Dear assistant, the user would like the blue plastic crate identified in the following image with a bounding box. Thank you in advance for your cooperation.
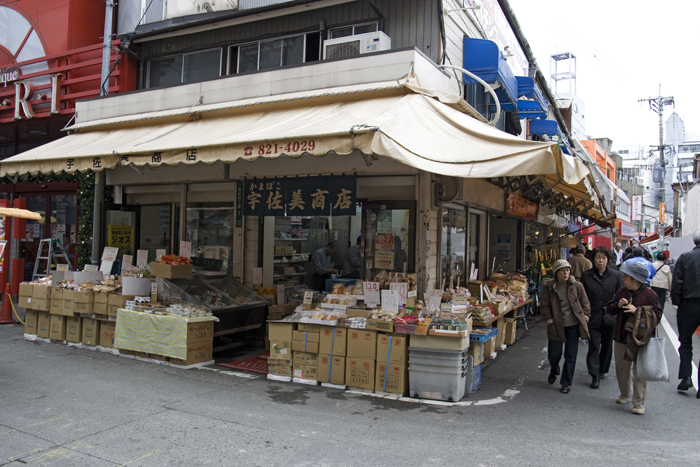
[470,327,498,342]
[470,364,482,393]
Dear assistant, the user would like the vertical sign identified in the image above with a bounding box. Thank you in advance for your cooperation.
[179,241,191,259]
[389,283,408,306]
[235,182,243,228]
[631,195,643,221]
[659,203,665,223]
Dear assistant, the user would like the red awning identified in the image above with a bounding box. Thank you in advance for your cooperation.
[639,226,673,244]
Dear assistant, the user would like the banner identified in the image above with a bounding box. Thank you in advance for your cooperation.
[631,195,643,221]
[505,193,538,220]
[243,175,356,216]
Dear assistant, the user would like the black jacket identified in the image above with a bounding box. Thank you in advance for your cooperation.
[672,246,700,304]
[580,266,623,328]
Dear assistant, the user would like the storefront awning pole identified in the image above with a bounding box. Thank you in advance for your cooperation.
[92,171,104,266]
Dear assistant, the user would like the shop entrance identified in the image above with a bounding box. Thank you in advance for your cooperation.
[104,204,139,261]
[362,201,415,280]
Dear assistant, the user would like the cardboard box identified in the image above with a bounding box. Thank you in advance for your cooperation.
[52,289,64,300]
[150,261,193,279]
[376,333,408,364]
[495,319,506,348]
[24,309,38,335]
[484,335,496,357]
[267,357,292,366]
[65,316,82,343]
[119,349,134,356]
[19,283,33,296]
[468,341,484,365]
[72,290,94,303]
[284,245,294,255]
[409,334,470,351]
[345,357,375,389]
[346,307,375,318]
[366,318,393,333]
[375,362,408,394]
[292,365,318,380]
[37,311,51,338]
[74,301,94,314]
[186,321,214,344]
[297,323,321,332]
[292,330,320,344]
[99,321,117,348]
[504,318,517,345]
[319,327,347,357]
[318,354,345,385]
[19,295,33,309]
[268,365,293,377]
[62,297,75,315]
[81,319,101,346]
[274,245,285,255]
[32,285,52,300]
[268,322,294,341]
[293,351,319,366]
[94,292,109,304]
[346,329,377,359]
[49,315,67,341]
[267,304,294,320]
[32,298,49,312]
[269,340,292,357]
[50,296,63,315]
[170,341,213,365]
[150,353,168,362]
[108,294,134,316]
[291,340,319,354]
[93,302,108,315]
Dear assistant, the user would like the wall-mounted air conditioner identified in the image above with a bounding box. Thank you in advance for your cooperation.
[323,31,391,60]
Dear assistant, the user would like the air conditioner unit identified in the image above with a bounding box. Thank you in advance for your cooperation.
[323,31,391,60]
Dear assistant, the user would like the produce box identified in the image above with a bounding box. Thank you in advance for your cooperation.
[150,262,193,279]
[347,329,377,359]
[318,354,345,385]
[37,311,51,338]
[99,321,117,348]
[186,321,214,344]
[293,352,319,366]
[50,295,63,315]
[19,283,34,297]
[376,333,408,364]
[32,298,49,312]
[346,357,375,390]
[319,327,347,356]
[274,246,285,255]
[19,296,33,309]
[81,319,101,346]
[94,292,109,304]
[297,323,321,332]
[267,357,292,366]
[24,309,38,335]
[49,315,67,341]
[65,316,82,343]
[292,330,320,344]
[291,340,319,354]
[375,362,407,395]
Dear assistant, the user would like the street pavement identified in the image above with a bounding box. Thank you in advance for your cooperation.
[1,301,698,466]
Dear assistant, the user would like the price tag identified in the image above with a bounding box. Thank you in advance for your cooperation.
[390,283,408,306]
[155,249,166,262]
[277,284,285,305]
[440,303,452,315]
[136,249,149,267]
[252,267,263,285]
[453,293,468,306]
[122,254,133,270]
[179,241,191,259]
[452,304,468,314]
[84,265,99,272]
[363,281,381,305]
[57,264,69,271]
[381,290,398,314]
[101,247,119,262]
[150,282,158,294]
[428,289,443,310]
[99,260,114,274]
[303,290,314,305]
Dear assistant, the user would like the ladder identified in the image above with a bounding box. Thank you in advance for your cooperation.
[32,238,72,281]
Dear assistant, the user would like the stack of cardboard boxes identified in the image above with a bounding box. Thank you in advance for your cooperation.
[292,323,320,380]
[319,326,347,386]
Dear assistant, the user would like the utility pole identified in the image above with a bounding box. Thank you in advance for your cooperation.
[639,85,674,250]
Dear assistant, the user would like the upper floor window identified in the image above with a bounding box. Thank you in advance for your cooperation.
[329,22,378,39]
[228,32,320,74]
[679,144,700,153]
[148,48,222,88]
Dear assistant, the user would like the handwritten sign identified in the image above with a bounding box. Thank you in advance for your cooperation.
[428,289,443,310]
[303,290,314,305]
[101,247,119,262]
[390,283,408,306]
[57,264,69,271]
[122,254,133,271]
[453,293,468,306]
[252,267,263,285]
[136,249,149,267]
[155,249,166,262]
[99,260,114,274]
[84,265,99,272]
[381,290,398,314]
[179,241,191,260]
[363,281,381,305]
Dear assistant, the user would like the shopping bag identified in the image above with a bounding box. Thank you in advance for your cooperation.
[637,336,669,382]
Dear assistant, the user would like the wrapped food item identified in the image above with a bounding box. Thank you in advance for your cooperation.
[159,255,192,265]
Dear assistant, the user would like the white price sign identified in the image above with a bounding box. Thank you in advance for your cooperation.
[428,289,443,310]
[363,282,381,305]
[381,290,399,314]
[390,282,408,306]
[252,267,263,285]
[84,265,99,272]
[179,241,192,259]
[136,249,149,267]
[303,290,314,305]
[453,293,468,306]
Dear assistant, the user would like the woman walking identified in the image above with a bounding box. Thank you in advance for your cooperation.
[541,260,591,393]
[650,251,672,305]
[605,262,663,415]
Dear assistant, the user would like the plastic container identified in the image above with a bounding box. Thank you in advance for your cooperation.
[470,327,498,342]
[409,356,473,402]
[408,347,468,366]
[394,323,417,334]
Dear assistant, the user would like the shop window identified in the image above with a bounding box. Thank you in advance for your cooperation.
[329,22,378,39]
[442,210,467,287]
[465,82,488,118]
[148,55,183,88]
[186,204,234,274]
[140,205,172,260]
[229,33,314,74]
[363,202,414,279]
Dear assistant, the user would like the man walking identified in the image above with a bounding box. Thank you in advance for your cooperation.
[613,242,624,269]
[671,229,700,397]
[569,244,592,281]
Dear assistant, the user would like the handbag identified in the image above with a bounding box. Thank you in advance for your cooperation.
[603,313,617,328]
[636,328,669,382]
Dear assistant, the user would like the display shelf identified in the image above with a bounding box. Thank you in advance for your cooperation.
[274,238,308,241]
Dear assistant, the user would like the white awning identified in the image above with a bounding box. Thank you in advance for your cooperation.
[0,81,588,188]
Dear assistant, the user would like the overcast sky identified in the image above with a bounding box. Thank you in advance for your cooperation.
[507,0,699,149]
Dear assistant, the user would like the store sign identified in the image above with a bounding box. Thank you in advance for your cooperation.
[631,195,643,221]
[0,65,20,87]
[659,203,665,223]
[374,232,395,270]
[243,175,356,217]
[620,222,636,238]
[107,226,134,255]
[505,193,538,220]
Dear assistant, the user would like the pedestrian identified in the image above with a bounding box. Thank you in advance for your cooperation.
[312,242,338,291]
[621,247,657,283]
[568,244,592,281]
[650,251,672,305]
[613,242,625,269]
[341,236,362,279]
[622,246,634,262]
[580,246,623,389]
[605,262,663,415]
[540,259,591,394]
[671,229,700,396]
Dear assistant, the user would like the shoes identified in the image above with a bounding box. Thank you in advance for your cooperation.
[632,407,645,415]
[616,394,628,404]
[560,386,570,394]
[599,373,606,380]
[548,374,557,385]
[590,376,600,389]
[677,377,693,391]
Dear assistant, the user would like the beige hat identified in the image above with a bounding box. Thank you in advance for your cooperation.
[552,259,572,276]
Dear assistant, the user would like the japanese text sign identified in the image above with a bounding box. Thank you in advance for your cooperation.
[363,281,381,305]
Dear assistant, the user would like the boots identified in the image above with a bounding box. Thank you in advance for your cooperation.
[590,375,600,389]
[677,377,693,391]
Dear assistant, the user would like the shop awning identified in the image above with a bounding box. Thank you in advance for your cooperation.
[640,226,673,244]
[0,78,590,187]
[529,119,559,137]
[516,76,535,99]
[489,99,547,119]
[463,37,518,106]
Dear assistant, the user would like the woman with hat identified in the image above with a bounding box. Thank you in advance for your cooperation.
[605,261,663,415]
[540,259,591,393]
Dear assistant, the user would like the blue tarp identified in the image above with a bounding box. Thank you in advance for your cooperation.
[463,37,518,106]
[529,119,559,137]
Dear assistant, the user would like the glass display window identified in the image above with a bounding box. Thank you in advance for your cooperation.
[442,209,466,287]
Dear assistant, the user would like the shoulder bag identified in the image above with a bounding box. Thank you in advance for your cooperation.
[636,327,669,382]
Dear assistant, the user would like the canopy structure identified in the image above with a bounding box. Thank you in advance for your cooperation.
[0,207,42,220]
[0,76,600,221]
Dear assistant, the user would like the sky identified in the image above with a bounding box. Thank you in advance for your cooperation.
[507,0,700,149]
